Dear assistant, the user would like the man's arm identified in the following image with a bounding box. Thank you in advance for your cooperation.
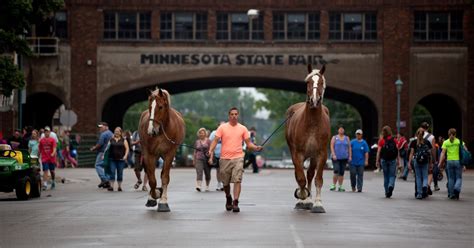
[438,148,447,170]
[207,138,219,164]
[51,140,57,157]
[244,138,262,152]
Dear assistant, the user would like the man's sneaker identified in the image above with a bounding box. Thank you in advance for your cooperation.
[386,186,393,198]
[232,199,240,213]
[98,182,105,188]
[329,184,336,191]
[103,182,110,189]
[427,186,433,195]
[454,189,460,200]
[434,185,440,191]
[51,181,55,189]
[338,186,345,192]
[225,195,233,211]
[351,186,356,192]
[42,183,48,191]
[357,189,362,193]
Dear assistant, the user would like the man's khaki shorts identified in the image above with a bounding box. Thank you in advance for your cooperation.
[219,157,244,186]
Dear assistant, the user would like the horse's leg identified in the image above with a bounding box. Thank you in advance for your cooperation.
[292,152,309,209]
[157,153,173,212]
[301,158,318,210]
[311,154,326,213]
[144,153,159,208]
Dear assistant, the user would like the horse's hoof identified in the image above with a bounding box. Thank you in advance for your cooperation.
[145,199,157,207]
[294,202,305,210]
[303,202,314,210]
[157,203,171,212]
[310,206,326,213]
[294,188,311,200]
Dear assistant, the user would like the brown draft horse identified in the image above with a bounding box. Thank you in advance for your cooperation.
[138,88,185,212]
[285,64,330,213]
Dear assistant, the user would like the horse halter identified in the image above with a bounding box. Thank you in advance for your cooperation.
[306,72,325,106]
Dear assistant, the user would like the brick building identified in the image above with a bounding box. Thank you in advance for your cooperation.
[1,0,473,149]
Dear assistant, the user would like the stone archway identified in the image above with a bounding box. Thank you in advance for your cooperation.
[23,92,63,129]
[101,77,379,141]
[413,94,462,139]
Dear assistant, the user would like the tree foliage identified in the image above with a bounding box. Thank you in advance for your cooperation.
[0,57,25,97]
[0,0,64,96]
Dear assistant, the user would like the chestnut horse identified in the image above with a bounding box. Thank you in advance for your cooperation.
[285,64,330,213]
[138,88,185,212]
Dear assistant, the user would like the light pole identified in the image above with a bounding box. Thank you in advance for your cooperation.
[395,75,403,135]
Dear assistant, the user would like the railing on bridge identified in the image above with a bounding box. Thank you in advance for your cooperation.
[77,134,98,167]
[26,37,59,56]
[0,93,14,112]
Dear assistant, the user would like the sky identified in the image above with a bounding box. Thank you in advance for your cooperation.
[239,87,270,119]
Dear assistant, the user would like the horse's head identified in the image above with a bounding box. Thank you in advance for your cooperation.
[305,64,326,109]
[147,88,170,135]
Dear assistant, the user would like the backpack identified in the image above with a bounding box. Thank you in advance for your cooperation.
[414,139,431,164]
[460,142,472,166]
[381,137,398,160]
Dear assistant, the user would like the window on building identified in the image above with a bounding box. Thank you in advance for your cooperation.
[103,11,151,40]
[216,12,263,41]
[54,11,68,39]
[414,11,463,41]
[329,12,377,41]
[273,12,320,41]
[160,12,207,40]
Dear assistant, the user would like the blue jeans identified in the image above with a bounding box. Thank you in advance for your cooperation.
[95,152,108,182]
[414,161,429,197]
[349,165,364,191]
[109,160,125,182]
[401,157,409,178]
[446,160,462,197]
[381,159,396,193]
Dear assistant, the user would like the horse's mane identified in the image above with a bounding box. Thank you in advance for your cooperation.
[304,69,325,83]
[151,88,171,106]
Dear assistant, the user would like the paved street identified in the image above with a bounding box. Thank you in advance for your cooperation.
[1,167,473,248]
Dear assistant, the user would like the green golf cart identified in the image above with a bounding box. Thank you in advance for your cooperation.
[0,145,42,200]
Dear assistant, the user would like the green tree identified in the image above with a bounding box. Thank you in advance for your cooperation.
[123,88,259,144]
[0,0,64,96]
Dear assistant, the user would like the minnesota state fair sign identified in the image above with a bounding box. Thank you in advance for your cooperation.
[140,53,335,66]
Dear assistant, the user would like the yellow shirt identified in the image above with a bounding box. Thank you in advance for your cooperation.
[442,138,463,161]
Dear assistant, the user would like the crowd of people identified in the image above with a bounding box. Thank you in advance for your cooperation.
[330,121,468,201]
[90,107,263,212]
[1,113,468,212]
[0,126,80,190]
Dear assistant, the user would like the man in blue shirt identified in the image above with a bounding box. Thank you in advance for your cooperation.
[350,129,369,192]
[90,122,113,188]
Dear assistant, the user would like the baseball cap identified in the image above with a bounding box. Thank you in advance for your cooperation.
[97,122,108,128]
[44,126,51,131]
[355,129,363,135]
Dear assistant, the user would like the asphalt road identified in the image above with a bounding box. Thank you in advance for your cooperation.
[1,167,473,248]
